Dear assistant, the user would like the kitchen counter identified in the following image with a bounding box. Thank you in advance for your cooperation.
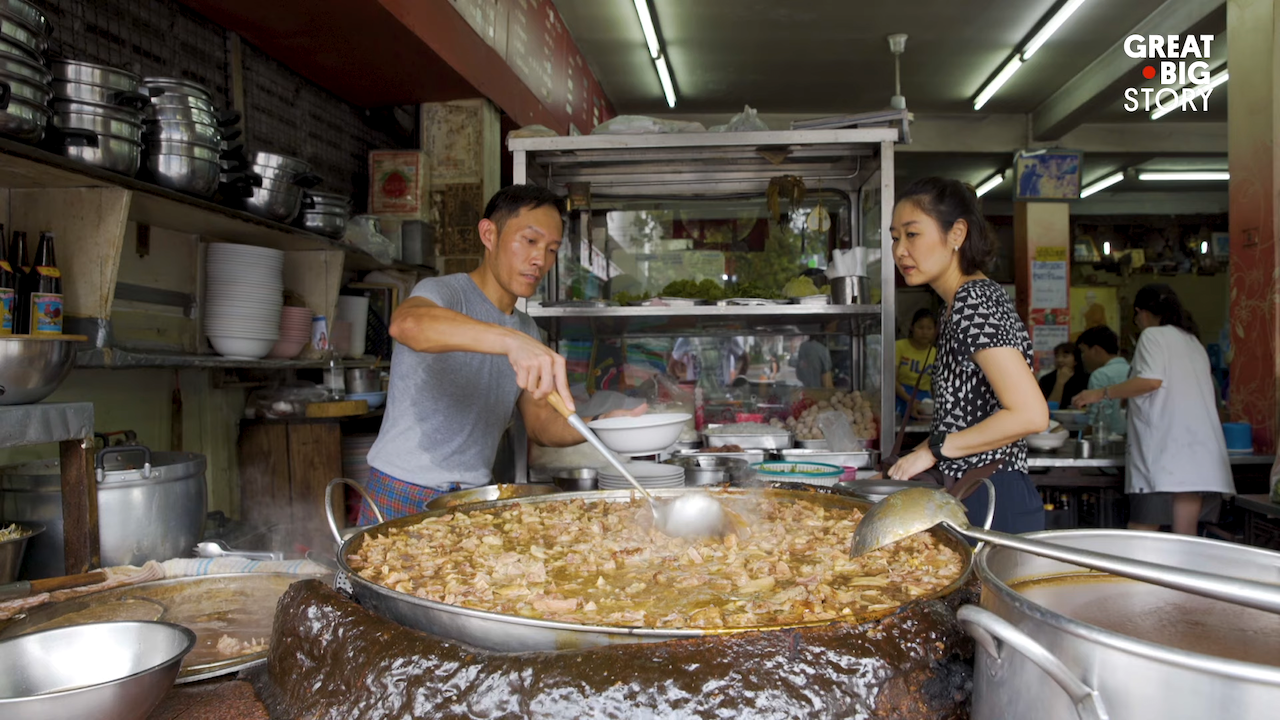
[1028,449,1275,469]
[1235,494,1280,519]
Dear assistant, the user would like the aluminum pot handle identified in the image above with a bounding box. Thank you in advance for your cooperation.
[95,445,152,483]
[957,605,1110,720]
[973,476,996,553]
[325,477,384,545]
[0,80,11,111]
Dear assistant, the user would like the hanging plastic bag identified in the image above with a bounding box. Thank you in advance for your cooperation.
[709,105,770,133]
[817,410,859,451]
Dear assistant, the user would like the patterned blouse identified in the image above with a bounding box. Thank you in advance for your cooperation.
[931,279,1034,476]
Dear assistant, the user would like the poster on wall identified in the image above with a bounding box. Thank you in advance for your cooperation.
[1031,324,1071,375]
[1071,287,1120,338]
[1015,149,1082,200]
[1031,246,1069,309]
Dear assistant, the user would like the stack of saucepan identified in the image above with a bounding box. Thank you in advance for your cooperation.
[237,151,321,224]
[48,61,149,175]
[0,0,52,144]
[299,190,350,238]
[141,76,240,197]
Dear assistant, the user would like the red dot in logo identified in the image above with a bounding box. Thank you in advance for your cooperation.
[1142,65,1156,80]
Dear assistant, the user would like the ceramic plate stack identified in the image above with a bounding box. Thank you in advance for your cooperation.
[598,462,686,490]
[204,243,283,359]
[268,306,313,359]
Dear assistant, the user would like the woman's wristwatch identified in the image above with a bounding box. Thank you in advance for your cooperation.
[928,431,949,461]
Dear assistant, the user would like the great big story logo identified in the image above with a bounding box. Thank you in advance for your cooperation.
[1122,34,1219,114]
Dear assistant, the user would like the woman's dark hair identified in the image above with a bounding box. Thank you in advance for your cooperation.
[1133,283,1199,337]
[483,184,565,231]
[897,176,996,274]
[911,308,936,326]
[1076,325,1119,355]
[1054,342,1082,368]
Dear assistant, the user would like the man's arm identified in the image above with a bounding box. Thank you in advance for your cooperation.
[390,296,575,410]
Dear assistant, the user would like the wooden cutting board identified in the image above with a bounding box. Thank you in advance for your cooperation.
[306,399,369,418]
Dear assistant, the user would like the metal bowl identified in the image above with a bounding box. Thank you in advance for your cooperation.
[0,621,196,720]
[424,483,560,511]
[837,478,941,503]
[60,132,142,176]
[146,153,220,197]
[664,455,750,486]
[300,209,347,238]
[551,468,598,492]
[0,94,48,142]
[0,521,42,583]
[0,337,77,405]
[52,60,140,92]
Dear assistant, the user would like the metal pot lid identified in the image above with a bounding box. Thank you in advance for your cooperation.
[0,451,207,488]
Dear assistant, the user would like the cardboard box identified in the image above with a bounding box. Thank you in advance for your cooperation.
[369,150,430,218]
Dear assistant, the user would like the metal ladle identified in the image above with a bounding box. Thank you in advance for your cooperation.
[546,392,735,539]
[852,487,1280,615]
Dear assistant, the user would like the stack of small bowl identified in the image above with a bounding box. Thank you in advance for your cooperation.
[49,61,148,175]
[300,190,349,238]
[244,151,319,224]
[142,77,226,197]
[0,0,51,143]
[204,243,283,360]
[268,306,313,359]
[597,462,686,490]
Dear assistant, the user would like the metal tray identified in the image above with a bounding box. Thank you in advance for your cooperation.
[776,447,878,469]
[703,429,793,450]
[671,448,768,465]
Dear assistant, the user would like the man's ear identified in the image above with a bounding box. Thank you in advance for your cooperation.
[478,218,498,253]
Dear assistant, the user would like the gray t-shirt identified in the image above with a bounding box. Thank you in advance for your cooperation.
[794,340,833,387]
[366,274,541,489]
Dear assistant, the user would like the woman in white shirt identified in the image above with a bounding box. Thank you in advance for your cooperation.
[1074,284,1233,534]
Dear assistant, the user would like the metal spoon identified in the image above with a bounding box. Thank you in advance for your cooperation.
[851,487,1280,615]
[193,539,283,561]
[546,391,734,539]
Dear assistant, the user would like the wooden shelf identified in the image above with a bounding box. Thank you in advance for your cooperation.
[75,348,389,370]
[0,136,433,275]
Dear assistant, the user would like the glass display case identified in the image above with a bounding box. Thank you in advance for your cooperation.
[509,129,899,478]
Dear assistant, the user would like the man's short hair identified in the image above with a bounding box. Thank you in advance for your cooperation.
[1077,325,1120,355]
[483,184,565,231]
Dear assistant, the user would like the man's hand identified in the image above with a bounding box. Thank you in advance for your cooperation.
[597,403,649,421]
[1072,388,1105,408]
[506,331,574,412]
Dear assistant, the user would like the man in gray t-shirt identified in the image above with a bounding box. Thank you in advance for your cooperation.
[363,185,643,521]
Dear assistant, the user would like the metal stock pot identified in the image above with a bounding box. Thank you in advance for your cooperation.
[962,529,1280,720]
[332,486,975,652]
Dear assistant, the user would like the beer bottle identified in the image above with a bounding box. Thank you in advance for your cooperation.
[0,224,13,335]
[9,231,29,334]
[28,232,62,336]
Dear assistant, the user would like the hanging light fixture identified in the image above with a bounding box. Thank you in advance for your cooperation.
[1080,171,1126,198]
[973,0,1091,110]
[632,0,676,108]
[975,171,1005,197]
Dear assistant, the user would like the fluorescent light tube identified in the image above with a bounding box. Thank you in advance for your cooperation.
[1102,241,1111,255]
[1150,69,1229,120]
[633,0,660,59]
[974,57,1023,110]
[1022,0,1089,59]
[655,55,676,108]
[1200,240,1209,254]
[1080,171,1125,198]
[1137,171,1229,181]
[975,172,1004,197]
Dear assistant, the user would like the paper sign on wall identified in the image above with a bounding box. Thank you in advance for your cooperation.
[1031,246,1069,310]
[1031,323,1071,375]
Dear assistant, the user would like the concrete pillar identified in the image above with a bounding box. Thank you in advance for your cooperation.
[1013,202,1072,375]
[1227,0,1280,453]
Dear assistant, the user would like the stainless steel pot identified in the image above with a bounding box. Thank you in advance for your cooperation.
[142,120,221,146]
[144,104,218,125]
[147,153,220,196]
[0,69,48,105]
[0,0,48,37]
[145,138,220,162]
[53,112,143,140]
[335,487,974,652]
[52,80,152,109]
[300,209,346,238]
[59,131,142,175]
[0,521,41,583]
[664,455,749,486]
[51,60,140,92]
[964,529,1280,720]
[244,184,303,223]
[0,447,207,579]
[52,98,144,123]
[344,367,380,394]
[0,49,47,85]
[551,468,597,491]
[305,190,350,206]
[148,93,214,113]
[251,150,310,175]
[141,76,213,103]
[0,93,46,142]
[0,14,43,59]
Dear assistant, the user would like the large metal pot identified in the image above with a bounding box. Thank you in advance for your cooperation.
[57,130,142,176]
[0,0,49,37]
[963,529,1280,720]
[0,446,207,579]
[141,76,213,103]
[146,152,220,196]
[0,14,43,59]
[335,486,974,652]
[51,60,140,92]
[53,111,143,140]
[52,79,149,109]
[299,209,347,238]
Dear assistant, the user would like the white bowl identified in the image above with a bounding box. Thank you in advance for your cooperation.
[1026,430,1069,451]
[208,335,277,359]
[587,413,693,456]
[207,244,285,260]
[915,398,935,416]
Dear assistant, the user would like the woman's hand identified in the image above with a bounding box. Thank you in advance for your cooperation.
[1072,388,1105,408]
[888,446,937,480]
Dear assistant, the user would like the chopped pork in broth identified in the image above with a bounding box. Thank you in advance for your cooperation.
[348,496,965,629]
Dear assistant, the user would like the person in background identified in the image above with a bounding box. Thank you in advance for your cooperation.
[1074,283,1232,535]
[669,336,747,387]
[1038,342,1088,409]
[886,177,1048,534]
[793,334,834,388]
[894,308,937,416]
[1076,325,1129,437]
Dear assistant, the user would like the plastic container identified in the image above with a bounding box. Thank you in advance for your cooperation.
[750,461,844,487]
[1222,422,1253,454]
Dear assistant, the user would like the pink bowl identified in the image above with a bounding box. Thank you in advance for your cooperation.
[268,337,308,359]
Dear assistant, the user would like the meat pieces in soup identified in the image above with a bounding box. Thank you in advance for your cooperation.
[348,496,964,629]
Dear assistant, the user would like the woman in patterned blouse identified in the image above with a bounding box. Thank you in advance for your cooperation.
[886,177,1049,534]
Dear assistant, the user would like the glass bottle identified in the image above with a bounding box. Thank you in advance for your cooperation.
[0,224,13,335]
[28,232,62,336]
[9,231,29,334]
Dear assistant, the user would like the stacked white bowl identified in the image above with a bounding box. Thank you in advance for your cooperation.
[268,306,314,359]
[598,462,686,490]
[204,243,284,359]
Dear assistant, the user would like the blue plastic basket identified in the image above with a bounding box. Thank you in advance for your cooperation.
[750,461,844,479]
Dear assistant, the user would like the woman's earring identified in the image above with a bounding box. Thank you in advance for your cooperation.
[953,246,959,253]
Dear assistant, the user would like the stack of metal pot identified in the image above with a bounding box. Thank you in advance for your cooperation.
[0,0,52,143]
[300,190,350,238]
[49,61,149,175]
[142,76,234,197]
[242,151,321,224]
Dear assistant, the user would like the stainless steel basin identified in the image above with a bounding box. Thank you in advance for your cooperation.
[0,337,77,405]
[0,521,41,583]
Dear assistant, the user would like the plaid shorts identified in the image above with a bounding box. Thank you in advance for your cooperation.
[358,467,459,525]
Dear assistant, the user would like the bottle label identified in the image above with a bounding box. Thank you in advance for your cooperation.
[35,266,60,278]
[30,292,62,335]
[0,287,12,335]
[0,260,11,273]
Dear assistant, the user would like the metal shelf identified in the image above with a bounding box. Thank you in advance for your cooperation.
[75,348,388,370]
[527,303,883,340]
[0,403,94,449]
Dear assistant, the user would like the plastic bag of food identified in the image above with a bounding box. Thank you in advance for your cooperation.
[592,115,706,135]
[509,124,559,138]
[817,410,859,451]
[709,105,769,133]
